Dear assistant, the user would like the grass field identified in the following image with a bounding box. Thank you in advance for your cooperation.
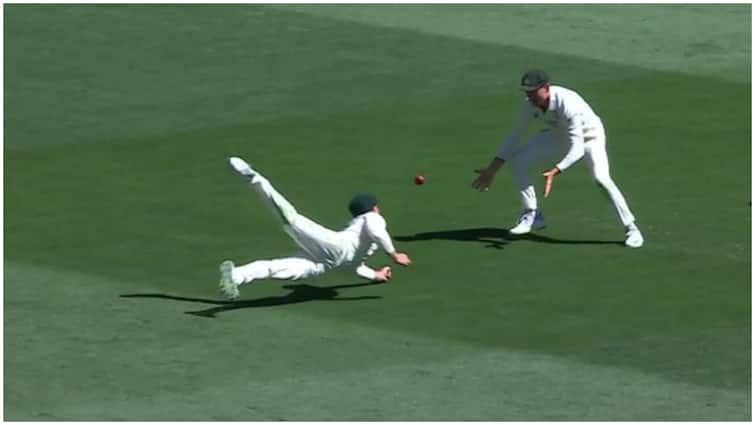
[4,4,751,420]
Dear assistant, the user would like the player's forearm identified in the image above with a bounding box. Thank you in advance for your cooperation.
[496,138,516,162]
[496,132,523,161]
[555,142,584,171]
[375,233,396,255]
[355,263,376,281]
[555,119,586,171]
[487,156,506,172]
[497,104,531,160]
[366,218,397,254]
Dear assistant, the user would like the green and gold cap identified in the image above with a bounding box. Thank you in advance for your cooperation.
[521,69,549,91]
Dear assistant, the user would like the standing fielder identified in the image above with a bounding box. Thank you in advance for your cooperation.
[218,157,412,300]
[472,69,644,248]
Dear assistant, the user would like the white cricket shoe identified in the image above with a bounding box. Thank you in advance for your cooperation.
[509,209,546,235]
[219,260,240,300]
[625,223,644,248]
[228,156,258,181]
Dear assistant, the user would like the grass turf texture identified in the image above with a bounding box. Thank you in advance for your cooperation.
[5,4,751,420]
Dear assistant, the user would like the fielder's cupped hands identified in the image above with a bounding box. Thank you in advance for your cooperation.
[542,167,561,197]
[374,266,392,282]
[472,168,495,191]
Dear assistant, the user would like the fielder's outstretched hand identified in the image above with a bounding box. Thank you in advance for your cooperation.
[374,266,392,283]
[472,168,496,191]
[391,252,412,266]
[542,167,561,197]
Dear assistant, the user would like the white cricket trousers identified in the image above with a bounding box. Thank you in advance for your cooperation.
[231,175,346,286]
[509,122,637,227]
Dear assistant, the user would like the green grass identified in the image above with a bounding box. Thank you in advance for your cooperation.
[5,4,751,420]
[280,4,751,81]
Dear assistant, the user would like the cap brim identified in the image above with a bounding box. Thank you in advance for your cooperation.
[521,84,545,91]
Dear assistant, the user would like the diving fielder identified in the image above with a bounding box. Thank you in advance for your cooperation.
[219,157,412,300]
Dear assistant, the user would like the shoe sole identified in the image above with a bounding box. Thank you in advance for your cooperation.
[219,260,239,300]
[229,157,254,178]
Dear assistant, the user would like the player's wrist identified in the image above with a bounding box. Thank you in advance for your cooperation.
[490,157,506,170]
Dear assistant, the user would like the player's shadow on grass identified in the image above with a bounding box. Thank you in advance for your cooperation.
[120,282,381,318]
[394,227,623,248]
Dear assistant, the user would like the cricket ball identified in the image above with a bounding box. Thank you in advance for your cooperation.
[414,175,426,185]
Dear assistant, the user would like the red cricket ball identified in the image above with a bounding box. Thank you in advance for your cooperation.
[414,175,426,185]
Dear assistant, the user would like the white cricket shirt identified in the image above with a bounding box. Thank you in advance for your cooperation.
[497,85,603,171]
[339,211,396,280]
